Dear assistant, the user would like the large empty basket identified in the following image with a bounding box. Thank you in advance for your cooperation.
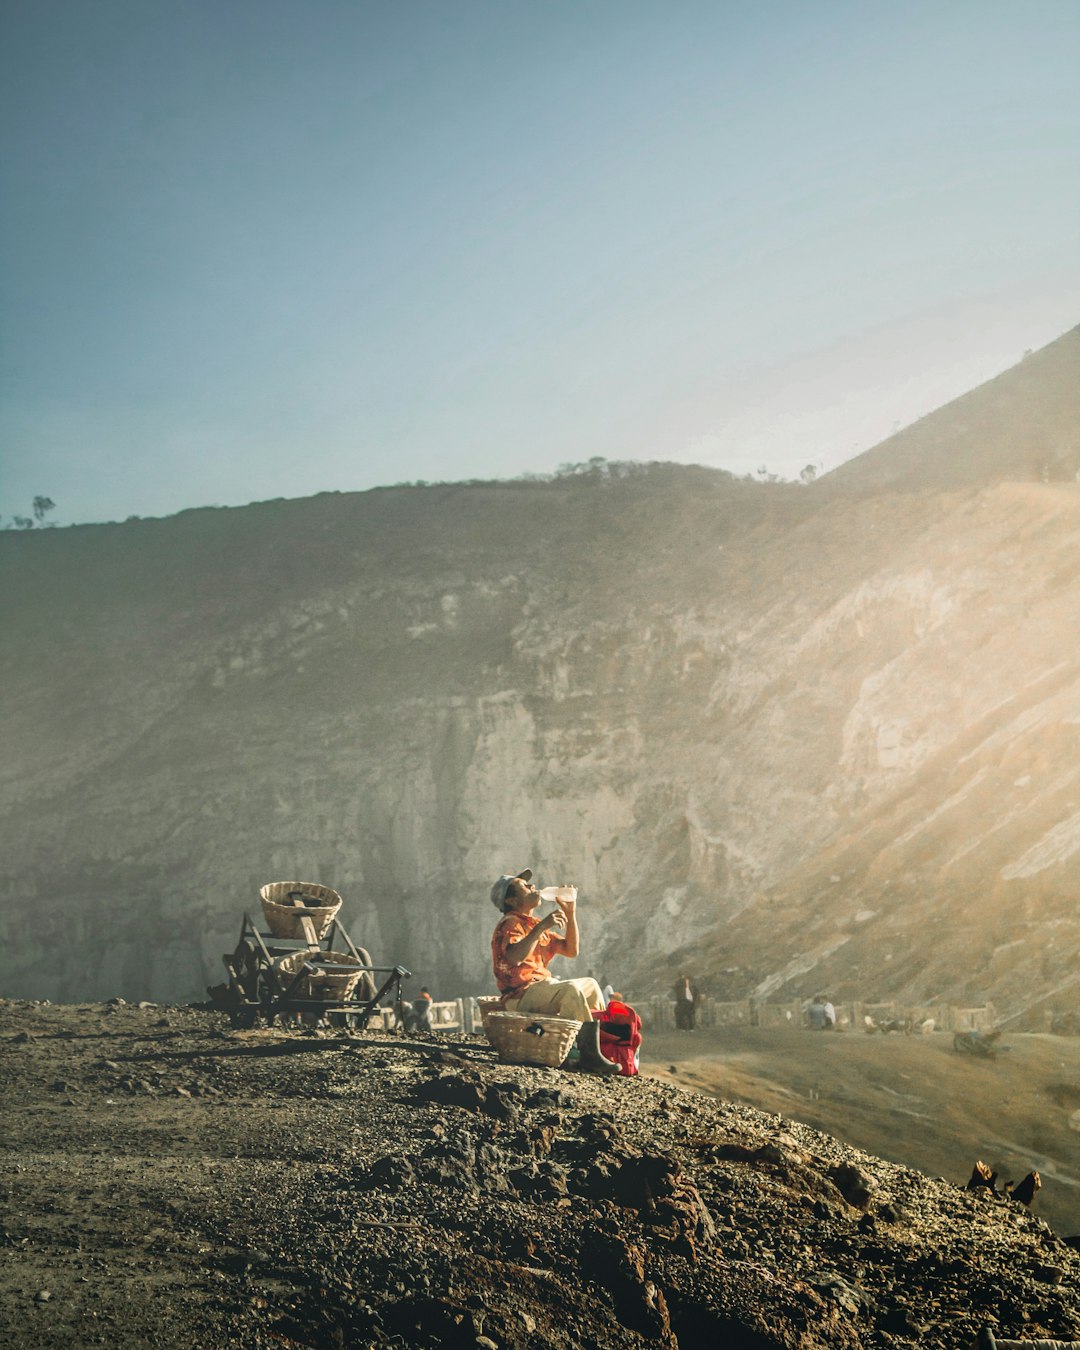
[260,881,342,940]
[485,1011,581,1067]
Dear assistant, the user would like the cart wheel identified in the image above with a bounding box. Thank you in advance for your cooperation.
[230,1006,258,1030]
[354,946,377,1002]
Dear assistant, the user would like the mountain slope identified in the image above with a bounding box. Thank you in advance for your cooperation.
[824,322,1080,492]
[1,331,1078,1025]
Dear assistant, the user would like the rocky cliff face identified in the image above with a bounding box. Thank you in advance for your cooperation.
[2,327,1078,1016]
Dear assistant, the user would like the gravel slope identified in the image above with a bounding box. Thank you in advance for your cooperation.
[1,1001,1077,1349]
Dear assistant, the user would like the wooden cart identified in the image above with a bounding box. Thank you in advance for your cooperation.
[214,910,411,1030]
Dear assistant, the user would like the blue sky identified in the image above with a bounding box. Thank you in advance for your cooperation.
[2,0,1078,525]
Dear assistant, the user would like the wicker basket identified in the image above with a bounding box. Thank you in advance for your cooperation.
[274,949,367,1002]
[260,881,342,940]
[485,1012,581,1067]
[476,996,503,1039]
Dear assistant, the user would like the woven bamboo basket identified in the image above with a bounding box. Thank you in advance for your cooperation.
[485,1012,581,1067]
[476,996,503,1039]
[274,950,367,1002]
[260,881,342,940]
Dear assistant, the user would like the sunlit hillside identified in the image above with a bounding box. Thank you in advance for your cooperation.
[0,327,1078,1030]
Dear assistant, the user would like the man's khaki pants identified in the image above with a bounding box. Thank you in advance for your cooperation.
[505,976,605,1023]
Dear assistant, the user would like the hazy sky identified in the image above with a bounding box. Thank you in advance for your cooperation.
[2,0,1078,525]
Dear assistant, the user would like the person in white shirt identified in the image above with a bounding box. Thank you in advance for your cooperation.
[672,975,698,1031]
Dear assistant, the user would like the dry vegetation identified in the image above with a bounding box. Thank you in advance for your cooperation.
[643,1025,1080,1237]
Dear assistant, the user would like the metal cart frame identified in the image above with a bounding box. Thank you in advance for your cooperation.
[218,911,411,1029]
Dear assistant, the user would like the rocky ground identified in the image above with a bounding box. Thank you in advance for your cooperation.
[1,1001,1078,1350]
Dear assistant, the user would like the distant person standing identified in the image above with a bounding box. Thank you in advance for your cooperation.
[672,975,698,1031]
[807,994,836,1030]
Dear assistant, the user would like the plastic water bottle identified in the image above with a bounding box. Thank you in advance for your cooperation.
[538,885,577,905]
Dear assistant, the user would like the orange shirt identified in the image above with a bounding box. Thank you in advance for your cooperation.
[491,913,567,997]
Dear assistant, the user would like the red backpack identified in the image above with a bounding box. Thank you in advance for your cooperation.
[593,999,642,1077]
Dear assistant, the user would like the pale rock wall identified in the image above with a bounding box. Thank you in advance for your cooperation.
[2,463,1079,1021]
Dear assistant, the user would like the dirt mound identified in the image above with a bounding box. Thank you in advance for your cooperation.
[1,1001,1077,1349]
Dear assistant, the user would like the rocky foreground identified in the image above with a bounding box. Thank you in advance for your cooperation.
[0,1002,1077,1349]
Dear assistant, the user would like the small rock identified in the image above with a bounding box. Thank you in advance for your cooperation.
[484,1081,525,1122]
[412,1073,486,1112]
[370,1155,416,1189]
[35,1290,51,1303]
[525,1087,565,1110]
[879,1305,918,1335]
[805,1270,874,1315]
[829,1161,876,1210]
[754,1142,795,1166]
[519,1123,557,1158]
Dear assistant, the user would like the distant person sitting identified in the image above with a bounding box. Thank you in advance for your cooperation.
[806,994,836,1030]
[393,993,433,1034]
[412,987,434,1033]
[490,869,619,1076]
[672,975,699,1031]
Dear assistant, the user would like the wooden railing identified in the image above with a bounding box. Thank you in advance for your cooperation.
[639,996,997,1033]
[402,997,998,1037]
[364,998,468,1032]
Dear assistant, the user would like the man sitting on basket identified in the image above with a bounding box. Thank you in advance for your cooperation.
[490,869,619,1076]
